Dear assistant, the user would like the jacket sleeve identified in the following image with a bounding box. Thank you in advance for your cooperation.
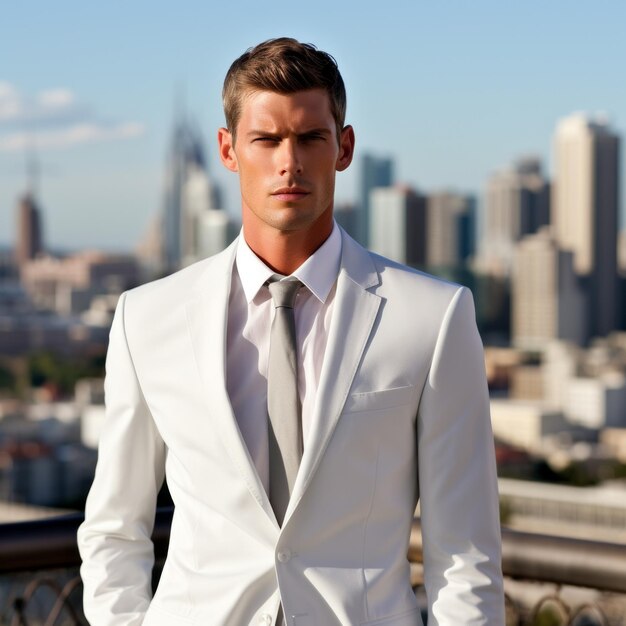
[77,290,166,625]
[417,286,504,625]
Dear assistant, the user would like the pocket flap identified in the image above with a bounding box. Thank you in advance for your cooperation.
[344,385,415,414]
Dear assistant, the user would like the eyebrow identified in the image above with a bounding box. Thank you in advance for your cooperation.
[246,130,281,139]
[300,128,333,137]
[246,128,332,138]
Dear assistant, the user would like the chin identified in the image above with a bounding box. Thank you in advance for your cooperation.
[268,209,320,232]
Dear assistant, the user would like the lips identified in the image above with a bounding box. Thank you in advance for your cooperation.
[271,187,310,201]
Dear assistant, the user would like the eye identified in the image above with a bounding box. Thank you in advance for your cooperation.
[253,136,279,144]
[301,133,325,142]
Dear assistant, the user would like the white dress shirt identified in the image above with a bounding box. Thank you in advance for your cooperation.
[225,223,342,495]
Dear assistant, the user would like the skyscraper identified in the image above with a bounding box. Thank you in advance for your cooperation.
[161,108,232,273]
[358,154,394,247]
[512,227,586,350]
[15,192,44,266]
[478,157,550,277]
[179,161,232,267]
[552,113,620,338]
[333,202,358,240]
[426,191,476,268]
[369,185,426,266]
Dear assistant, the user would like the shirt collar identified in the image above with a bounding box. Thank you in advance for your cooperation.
[235,221,342,304]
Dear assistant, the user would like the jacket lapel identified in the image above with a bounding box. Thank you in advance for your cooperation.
[285,231,382,522]
[183,231,382,529]
[184,239,277,524]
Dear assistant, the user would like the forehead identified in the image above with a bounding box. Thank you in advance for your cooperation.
[238,88,334,130]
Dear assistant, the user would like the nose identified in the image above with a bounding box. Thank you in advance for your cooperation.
[278,139,303,176]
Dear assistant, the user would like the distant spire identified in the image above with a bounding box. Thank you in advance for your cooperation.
[25,146,40,198]
[173,78,188,127]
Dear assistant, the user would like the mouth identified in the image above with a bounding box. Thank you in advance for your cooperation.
[271,187,310,201]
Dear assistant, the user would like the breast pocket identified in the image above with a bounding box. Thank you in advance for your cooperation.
[343,384,415,414]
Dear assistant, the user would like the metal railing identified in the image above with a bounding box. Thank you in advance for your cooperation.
[1,510,625,625]
[0,510,172,626]
[410,521,626,625]
[0,509,173,575]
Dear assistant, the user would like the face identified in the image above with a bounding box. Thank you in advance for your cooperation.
[218,88,354,243]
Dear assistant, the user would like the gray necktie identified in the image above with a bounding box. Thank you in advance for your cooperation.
[266,278,303,528]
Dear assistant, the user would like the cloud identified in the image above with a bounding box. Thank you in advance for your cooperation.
[0,122,145,152]
[38,89,75,108]
[0,82,21,120]
[0,82,88,126]
[0,81,145,151]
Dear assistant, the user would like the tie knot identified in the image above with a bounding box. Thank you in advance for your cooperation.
[267,279,302,309]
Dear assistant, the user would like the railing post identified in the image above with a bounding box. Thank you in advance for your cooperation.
[11,597,29,626]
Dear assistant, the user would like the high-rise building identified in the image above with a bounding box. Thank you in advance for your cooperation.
[478,157,550,277]
[426,191,476,268]
[512,227,586,350]
[135,214,164,280]
[358,154,394,247]
[179,161,232,267]
[542,340,580,410]
[15,192,44,266]
[565,373,626,429]
[161,109,233,273]
[552,113,620,338]
[333,202,358,240]
[369,185,426,266]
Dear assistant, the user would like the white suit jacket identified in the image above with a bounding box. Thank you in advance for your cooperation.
[78,228,504,626]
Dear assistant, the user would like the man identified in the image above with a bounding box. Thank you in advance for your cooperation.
[78,38,504,625]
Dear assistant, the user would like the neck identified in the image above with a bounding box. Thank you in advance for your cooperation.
[242,218,333,276]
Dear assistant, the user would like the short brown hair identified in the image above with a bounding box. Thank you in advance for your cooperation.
[223,37,347,143]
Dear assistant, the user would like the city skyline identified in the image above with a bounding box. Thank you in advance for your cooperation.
[2,1,626,250]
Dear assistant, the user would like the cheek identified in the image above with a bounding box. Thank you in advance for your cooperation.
[237,161,262,193]
[239,176,260,206]
[238,166,272,215]
[243,151,273,178]
[320,165,337,195]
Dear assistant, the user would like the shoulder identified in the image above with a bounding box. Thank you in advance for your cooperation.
[370,250,463,296]
[338,229,475,334]
[339,222,471,307]
[368,249,475,329]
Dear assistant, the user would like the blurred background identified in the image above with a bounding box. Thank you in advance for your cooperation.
[2,2,626,624]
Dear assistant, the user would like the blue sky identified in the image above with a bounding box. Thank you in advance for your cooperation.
[2,1,625,251]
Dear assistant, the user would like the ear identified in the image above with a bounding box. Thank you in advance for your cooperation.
[218,127,238,172]
[335,125,355,172]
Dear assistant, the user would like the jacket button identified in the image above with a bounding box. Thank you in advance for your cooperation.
[277,549,292,563]
[259,613,272,625]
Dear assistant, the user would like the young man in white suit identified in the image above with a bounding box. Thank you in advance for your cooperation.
[78,38,505,625]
